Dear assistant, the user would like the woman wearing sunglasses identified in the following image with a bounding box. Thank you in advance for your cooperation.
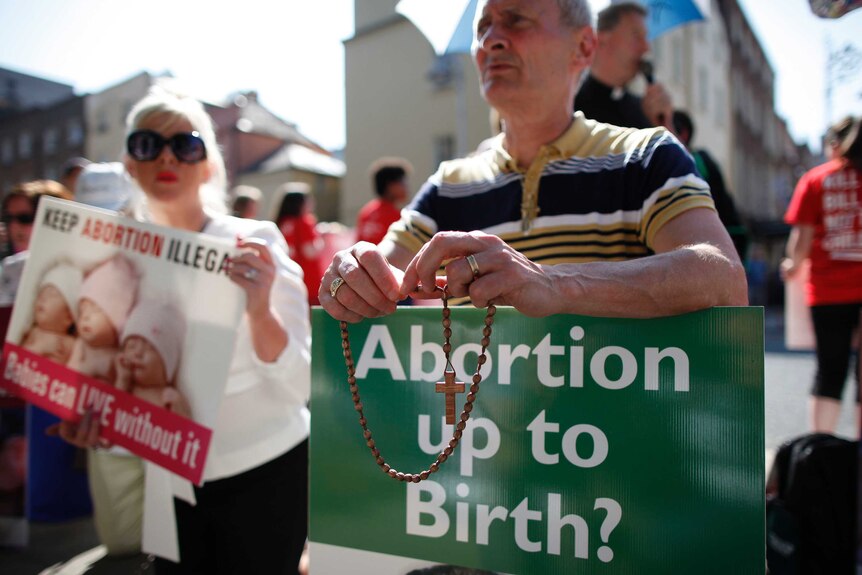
[55,87,311,574]
[0,180,73,305]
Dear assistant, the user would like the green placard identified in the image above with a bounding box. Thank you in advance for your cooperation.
[310,307,764,574]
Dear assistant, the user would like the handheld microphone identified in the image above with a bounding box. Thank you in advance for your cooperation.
[638,59,666,127]
[639,60,655,84]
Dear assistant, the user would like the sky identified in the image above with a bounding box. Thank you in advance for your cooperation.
[0,0,859,153]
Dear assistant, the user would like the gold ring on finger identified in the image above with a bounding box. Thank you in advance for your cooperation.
[330,276,346,298]
[466,254,480,279]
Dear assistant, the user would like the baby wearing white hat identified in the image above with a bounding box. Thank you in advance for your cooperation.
[114,298,190,417]
[67,254,139,383]
[21,262,82,364]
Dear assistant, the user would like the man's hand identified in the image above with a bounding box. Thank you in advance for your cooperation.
[319,242,405,322]
[400,231,561,317]
[642,83,673,129]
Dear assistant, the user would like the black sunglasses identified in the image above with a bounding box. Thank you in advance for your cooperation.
[2,213,36,225]
[126,130,208,164]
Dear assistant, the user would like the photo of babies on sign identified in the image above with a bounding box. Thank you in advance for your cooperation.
[1,198,245,484]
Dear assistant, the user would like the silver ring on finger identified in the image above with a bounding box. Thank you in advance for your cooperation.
[244,268,259,281]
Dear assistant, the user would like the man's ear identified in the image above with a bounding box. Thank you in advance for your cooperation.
[572,26,596,69]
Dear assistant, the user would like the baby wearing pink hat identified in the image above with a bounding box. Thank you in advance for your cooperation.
[21,262,82,364]
[67,254,139,383]
[114,299,190,417]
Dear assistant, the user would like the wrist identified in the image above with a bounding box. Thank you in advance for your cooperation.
[247,304,277,324]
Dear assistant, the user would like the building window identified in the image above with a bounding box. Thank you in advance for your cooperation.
[427,55,456,91]
[434,134,455,167]
[67,118,84,146]
[672,37,683,83]
[18,131,32,159]
[43,126,59,154]
[698,67,709,113]
[97,108,109,133]
[714,86,724,124]
[121,99,134,123]
[1,138,13,165]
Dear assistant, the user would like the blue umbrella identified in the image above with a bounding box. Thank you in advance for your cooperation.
[643,0,706,40]
[395,0,478,56]
[592,0,707,40]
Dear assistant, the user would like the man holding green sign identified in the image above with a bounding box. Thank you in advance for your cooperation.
[319,0,747,319]
[314,0,755,572]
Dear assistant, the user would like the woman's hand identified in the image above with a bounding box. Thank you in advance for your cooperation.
[319,241,405,323]
[45,408,112,449]
[230,237,277,318]
[230,236,289,363]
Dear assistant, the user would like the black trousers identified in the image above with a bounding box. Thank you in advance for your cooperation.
[155,439,308,575]
[810,302,861,401]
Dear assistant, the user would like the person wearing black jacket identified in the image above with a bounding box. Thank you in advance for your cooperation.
[673,110,750,260]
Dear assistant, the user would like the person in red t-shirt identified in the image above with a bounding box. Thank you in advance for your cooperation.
[782,115,862,434]
[355,157,413,245]
[275,182,324,305]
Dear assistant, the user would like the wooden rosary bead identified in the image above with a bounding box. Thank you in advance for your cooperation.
[340,286,495,482]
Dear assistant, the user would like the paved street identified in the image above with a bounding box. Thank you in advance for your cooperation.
[0,306,858,574]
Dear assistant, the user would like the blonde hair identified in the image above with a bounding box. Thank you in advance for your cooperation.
[124,85,227,218]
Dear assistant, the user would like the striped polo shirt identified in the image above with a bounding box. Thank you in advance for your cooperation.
[386,112,715,265]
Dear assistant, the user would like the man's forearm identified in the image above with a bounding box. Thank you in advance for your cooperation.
[549,244,749,318]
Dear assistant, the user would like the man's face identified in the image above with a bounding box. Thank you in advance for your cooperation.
[598,11,650,84]
[472,0,588,112]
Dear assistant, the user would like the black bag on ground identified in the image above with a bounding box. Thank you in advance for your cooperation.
[765,432,857,574]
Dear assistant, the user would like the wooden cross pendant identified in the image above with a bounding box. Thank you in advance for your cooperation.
[436,368,465,425]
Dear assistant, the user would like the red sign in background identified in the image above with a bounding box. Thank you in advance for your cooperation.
[1,344,211,484]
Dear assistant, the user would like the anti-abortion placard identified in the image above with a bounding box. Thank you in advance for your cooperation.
[310,306,764,574]
[0,198,245,484]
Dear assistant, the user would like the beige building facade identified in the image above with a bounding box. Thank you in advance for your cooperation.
[344,0,810,245]
[343,0,492,224]
[84,71,161,163]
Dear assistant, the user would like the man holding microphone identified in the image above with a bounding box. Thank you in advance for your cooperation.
[574,1,673,129]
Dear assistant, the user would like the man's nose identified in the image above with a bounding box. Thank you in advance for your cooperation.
[476,24,508,52]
